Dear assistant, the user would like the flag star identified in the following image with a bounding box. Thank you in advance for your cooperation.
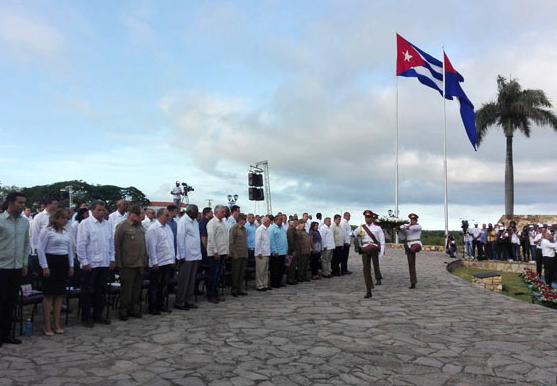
[403,50,412,62]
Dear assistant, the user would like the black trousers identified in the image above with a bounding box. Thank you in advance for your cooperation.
[269,255,285,288]
[485,241,494,260]
[543,256,556,285]
[310,252,321,276]
[81,267,109,321]
[521,241,530,261]
[331,246,343,275]
[0,269,22,340]
[535,249,543,276]
[472,240,481,258]
[341,244,350,273]
[148,264,173,312]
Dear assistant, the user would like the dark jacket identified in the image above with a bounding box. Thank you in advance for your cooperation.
[114,221,147,268]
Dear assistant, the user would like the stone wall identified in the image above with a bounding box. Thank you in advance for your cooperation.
[462,259,534,273]
[386,243,446,252]
[472,273,502,292]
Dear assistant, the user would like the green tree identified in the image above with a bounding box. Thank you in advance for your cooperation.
[0,182,22,207]
[475,76,557,216]
[20,180,149,212]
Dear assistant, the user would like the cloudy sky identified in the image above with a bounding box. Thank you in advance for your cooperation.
[1,0,557,229]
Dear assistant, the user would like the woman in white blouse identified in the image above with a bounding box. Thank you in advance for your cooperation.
[37,209,74,335]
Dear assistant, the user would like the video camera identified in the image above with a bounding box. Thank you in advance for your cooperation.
[181,182,194,195]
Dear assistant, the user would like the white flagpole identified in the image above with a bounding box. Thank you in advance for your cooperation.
[395,38,400,245]
[395,75,400,221]
[442,47,449,237]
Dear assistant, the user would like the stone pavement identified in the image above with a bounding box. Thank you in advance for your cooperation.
[2,248,557,386]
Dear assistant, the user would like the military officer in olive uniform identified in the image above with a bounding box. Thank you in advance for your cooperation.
[114,206,148,320]
[354,210,385,299]
[399,213,422,289]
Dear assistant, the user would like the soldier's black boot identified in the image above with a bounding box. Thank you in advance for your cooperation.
[364,291,372,299]
[409,283,416,289]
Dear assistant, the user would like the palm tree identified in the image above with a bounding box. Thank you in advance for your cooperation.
[475,76,557,216]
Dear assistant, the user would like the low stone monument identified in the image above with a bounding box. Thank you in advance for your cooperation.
[472,272,502,292]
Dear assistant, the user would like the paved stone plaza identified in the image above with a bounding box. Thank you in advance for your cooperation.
[2,248,557,386]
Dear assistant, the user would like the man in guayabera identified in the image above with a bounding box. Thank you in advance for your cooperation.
[114,205,147,321]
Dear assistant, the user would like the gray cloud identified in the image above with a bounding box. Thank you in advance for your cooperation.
[157,1,557,226]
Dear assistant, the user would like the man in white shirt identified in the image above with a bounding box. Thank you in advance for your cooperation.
[142,208,156,231]
[528,225,537,263]
[331,215,344,276]
[109,200,128,235]
[319,217,335,278]
[315,213,323,227]
[31,198,58,253]
[340,212,352,275]
[206,205,229,303]
[354,210,385,299]
[399,213,422,289]
[541,231,557,286]
[225,205,240,230]
[76,201,115,327]
[470,223,482,258]
[255,216,271,291]
[175,205,202,310]
[146,208,175,315]
[533,224,547,277]
[22,208,33,222]
[302,213,311,233]
[171,182,182,207]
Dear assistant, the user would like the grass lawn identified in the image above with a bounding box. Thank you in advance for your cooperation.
[451,266,532,303]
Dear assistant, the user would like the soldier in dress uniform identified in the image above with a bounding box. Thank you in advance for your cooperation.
[354,210,385,299]
[399,213,422,289]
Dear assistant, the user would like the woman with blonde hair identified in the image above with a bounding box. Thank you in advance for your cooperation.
[37,209,74,335]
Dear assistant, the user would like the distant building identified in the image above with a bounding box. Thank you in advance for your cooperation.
[147,201,187,211]
[497,215,557,229]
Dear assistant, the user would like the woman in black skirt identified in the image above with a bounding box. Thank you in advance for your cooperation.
[37,209,74,335]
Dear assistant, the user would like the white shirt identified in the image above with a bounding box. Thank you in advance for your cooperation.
[319,224,335,250]
[541,238,557,258]
[146,220,176,267]
[76,216,115,268]
[207,217,229,256]
[255,224,270,256]
[340,218,352,244]
[69,221,80,253]
[225,216,236,230]
[401,224,422,242]
[470,227,482,239]
[177,214,202,261]
[534,233,543,249]
[355,223,386,258]
[37,227,75,268]
[109,210,128,234]
[304,221,311,233]
[142,217,156,231]
[511,232,520,244]
[31,209,50,251]
[528,230,537,244]
[171,186,182,200]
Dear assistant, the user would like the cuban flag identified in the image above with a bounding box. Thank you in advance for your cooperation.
[396,34,443,96]
[444,52,478,150]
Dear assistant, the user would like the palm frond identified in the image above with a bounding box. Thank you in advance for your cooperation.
[475,102,499,146]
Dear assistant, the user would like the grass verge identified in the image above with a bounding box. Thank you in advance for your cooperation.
[451,266,532,303]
